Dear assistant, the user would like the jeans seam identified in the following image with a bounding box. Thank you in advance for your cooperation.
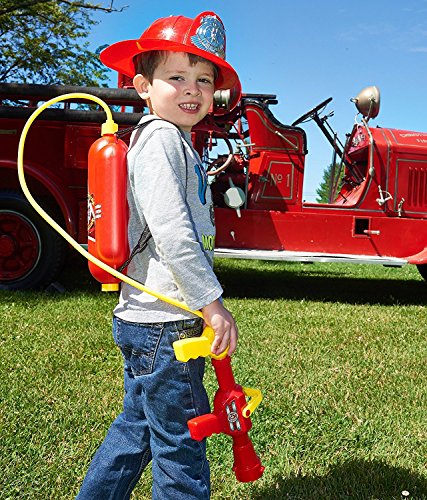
[174,321,209,483]
[149,324,164,374]
[182,361,209,483]
[115,317,164,328]
[123,447,151,499]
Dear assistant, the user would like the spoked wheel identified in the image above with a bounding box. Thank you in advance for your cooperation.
[0,191,67,290]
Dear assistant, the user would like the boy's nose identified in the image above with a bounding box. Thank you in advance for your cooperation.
[184,82,201,96]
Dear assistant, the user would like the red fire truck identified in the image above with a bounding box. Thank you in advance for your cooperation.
[0,82,426,290]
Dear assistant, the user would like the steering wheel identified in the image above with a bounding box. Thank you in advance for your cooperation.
[292,97,333,126]
[206,136,234,176]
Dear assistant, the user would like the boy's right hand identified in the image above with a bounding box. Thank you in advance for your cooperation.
[201,299,238,356]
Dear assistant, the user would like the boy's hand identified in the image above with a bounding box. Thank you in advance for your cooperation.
[201,299,238,356]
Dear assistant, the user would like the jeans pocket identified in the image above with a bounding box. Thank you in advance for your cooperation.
[113,318,163,376]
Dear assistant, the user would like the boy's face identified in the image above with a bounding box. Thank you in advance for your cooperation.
[133,52,215,132]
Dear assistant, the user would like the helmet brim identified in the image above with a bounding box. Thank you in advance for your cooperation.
[100,38,239,90]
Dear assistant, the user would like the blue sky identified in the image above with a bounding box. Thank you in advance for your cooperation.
[89,0,427,201]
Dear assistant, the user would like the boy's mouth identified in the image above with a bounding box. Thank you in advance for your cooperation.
[179,103,200,112]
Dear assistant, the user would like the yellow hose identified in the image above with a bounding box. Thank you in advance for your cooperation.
[17,93,203,319]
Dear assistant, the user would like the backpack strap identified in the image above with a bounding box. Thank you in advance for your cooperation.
[117,221,152,272]
[116,118,189,273]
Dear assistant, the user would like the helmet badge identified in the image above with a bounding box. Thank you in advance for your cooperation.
[191,15,225,60]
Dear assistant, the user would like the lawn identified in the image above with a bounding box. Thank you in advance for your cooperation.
[1,255,426,499]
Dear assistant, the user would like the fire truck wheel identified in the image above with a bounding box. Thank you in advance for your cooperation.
[0,190,68,290]
[416,264,427,282]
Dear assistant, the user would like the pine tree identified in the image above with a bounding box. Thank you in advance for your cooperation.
[316,162,344,203]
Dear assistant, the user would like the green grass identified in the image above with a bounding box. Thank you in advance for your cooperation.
[1,255,426,499]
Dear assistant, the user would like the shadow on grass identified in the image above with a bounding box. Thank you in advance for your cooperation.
[7,252,425,307]
[215,261,427,306]
[252,459,427,499]
[57,251,102,292]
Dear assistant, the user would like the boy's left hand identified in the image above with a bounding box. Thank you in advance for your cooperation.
[201,299,238,356]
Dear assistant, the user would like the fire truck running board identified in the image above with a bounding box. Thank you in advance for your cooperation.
[214,248,408,266]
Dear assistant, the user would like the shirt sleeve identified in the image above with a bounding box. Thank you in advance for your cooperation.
[131,125,223,310]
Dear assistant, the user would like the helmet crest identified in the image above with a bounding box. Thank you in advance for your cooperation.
[191,15,226,59]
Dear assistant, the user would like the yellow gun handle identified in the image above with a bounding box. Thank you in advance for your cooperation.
[242,387,263,418]
[173,326,229,362]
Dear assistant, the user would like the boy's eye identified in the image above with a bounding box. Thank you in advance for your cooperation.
[170,75,184,81]
[199,78,213,85]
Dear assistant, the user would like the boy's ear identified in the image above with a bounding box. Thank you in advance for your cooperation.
[133,74,150,99]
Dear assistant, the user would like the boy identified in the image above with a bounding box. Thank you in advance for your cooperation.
[77,11,239,500]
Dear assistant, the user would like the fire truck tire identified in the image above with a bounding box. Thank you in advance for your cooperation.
[416,264,427,282]
[0,190,68,290]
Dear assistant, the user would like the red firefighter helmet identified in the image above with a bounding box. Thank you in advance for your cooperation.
[100,11,239,90]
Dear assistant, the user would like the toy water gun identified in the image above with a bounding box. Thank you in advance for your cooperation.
[174,327,264,482]
[17,93,264,482]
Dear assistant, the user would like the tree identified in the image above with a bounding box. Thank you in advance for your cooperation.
[0,0,126,86]
[316,162,344,203]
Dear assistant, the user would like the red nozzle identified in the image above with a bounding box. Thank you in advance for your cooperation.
[232,433,265,482]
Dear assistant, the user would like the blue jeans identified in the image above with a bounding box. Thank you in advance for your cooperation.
[77,316,210,500]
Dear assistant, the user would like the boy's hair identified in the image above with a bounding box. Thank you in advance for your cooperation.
[133,50,218,83]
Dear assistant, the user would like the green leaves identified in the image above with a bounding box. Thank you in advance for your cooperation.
[0,1,110,85]
[316,162,345,203]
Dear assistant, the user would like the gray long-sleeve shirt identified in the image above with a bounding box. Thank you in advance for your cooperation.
[114,116,223,322]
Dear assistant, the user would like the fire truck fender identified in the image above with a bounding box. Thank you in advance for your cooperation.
[406,247,427,265]
[0,160,77,236]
